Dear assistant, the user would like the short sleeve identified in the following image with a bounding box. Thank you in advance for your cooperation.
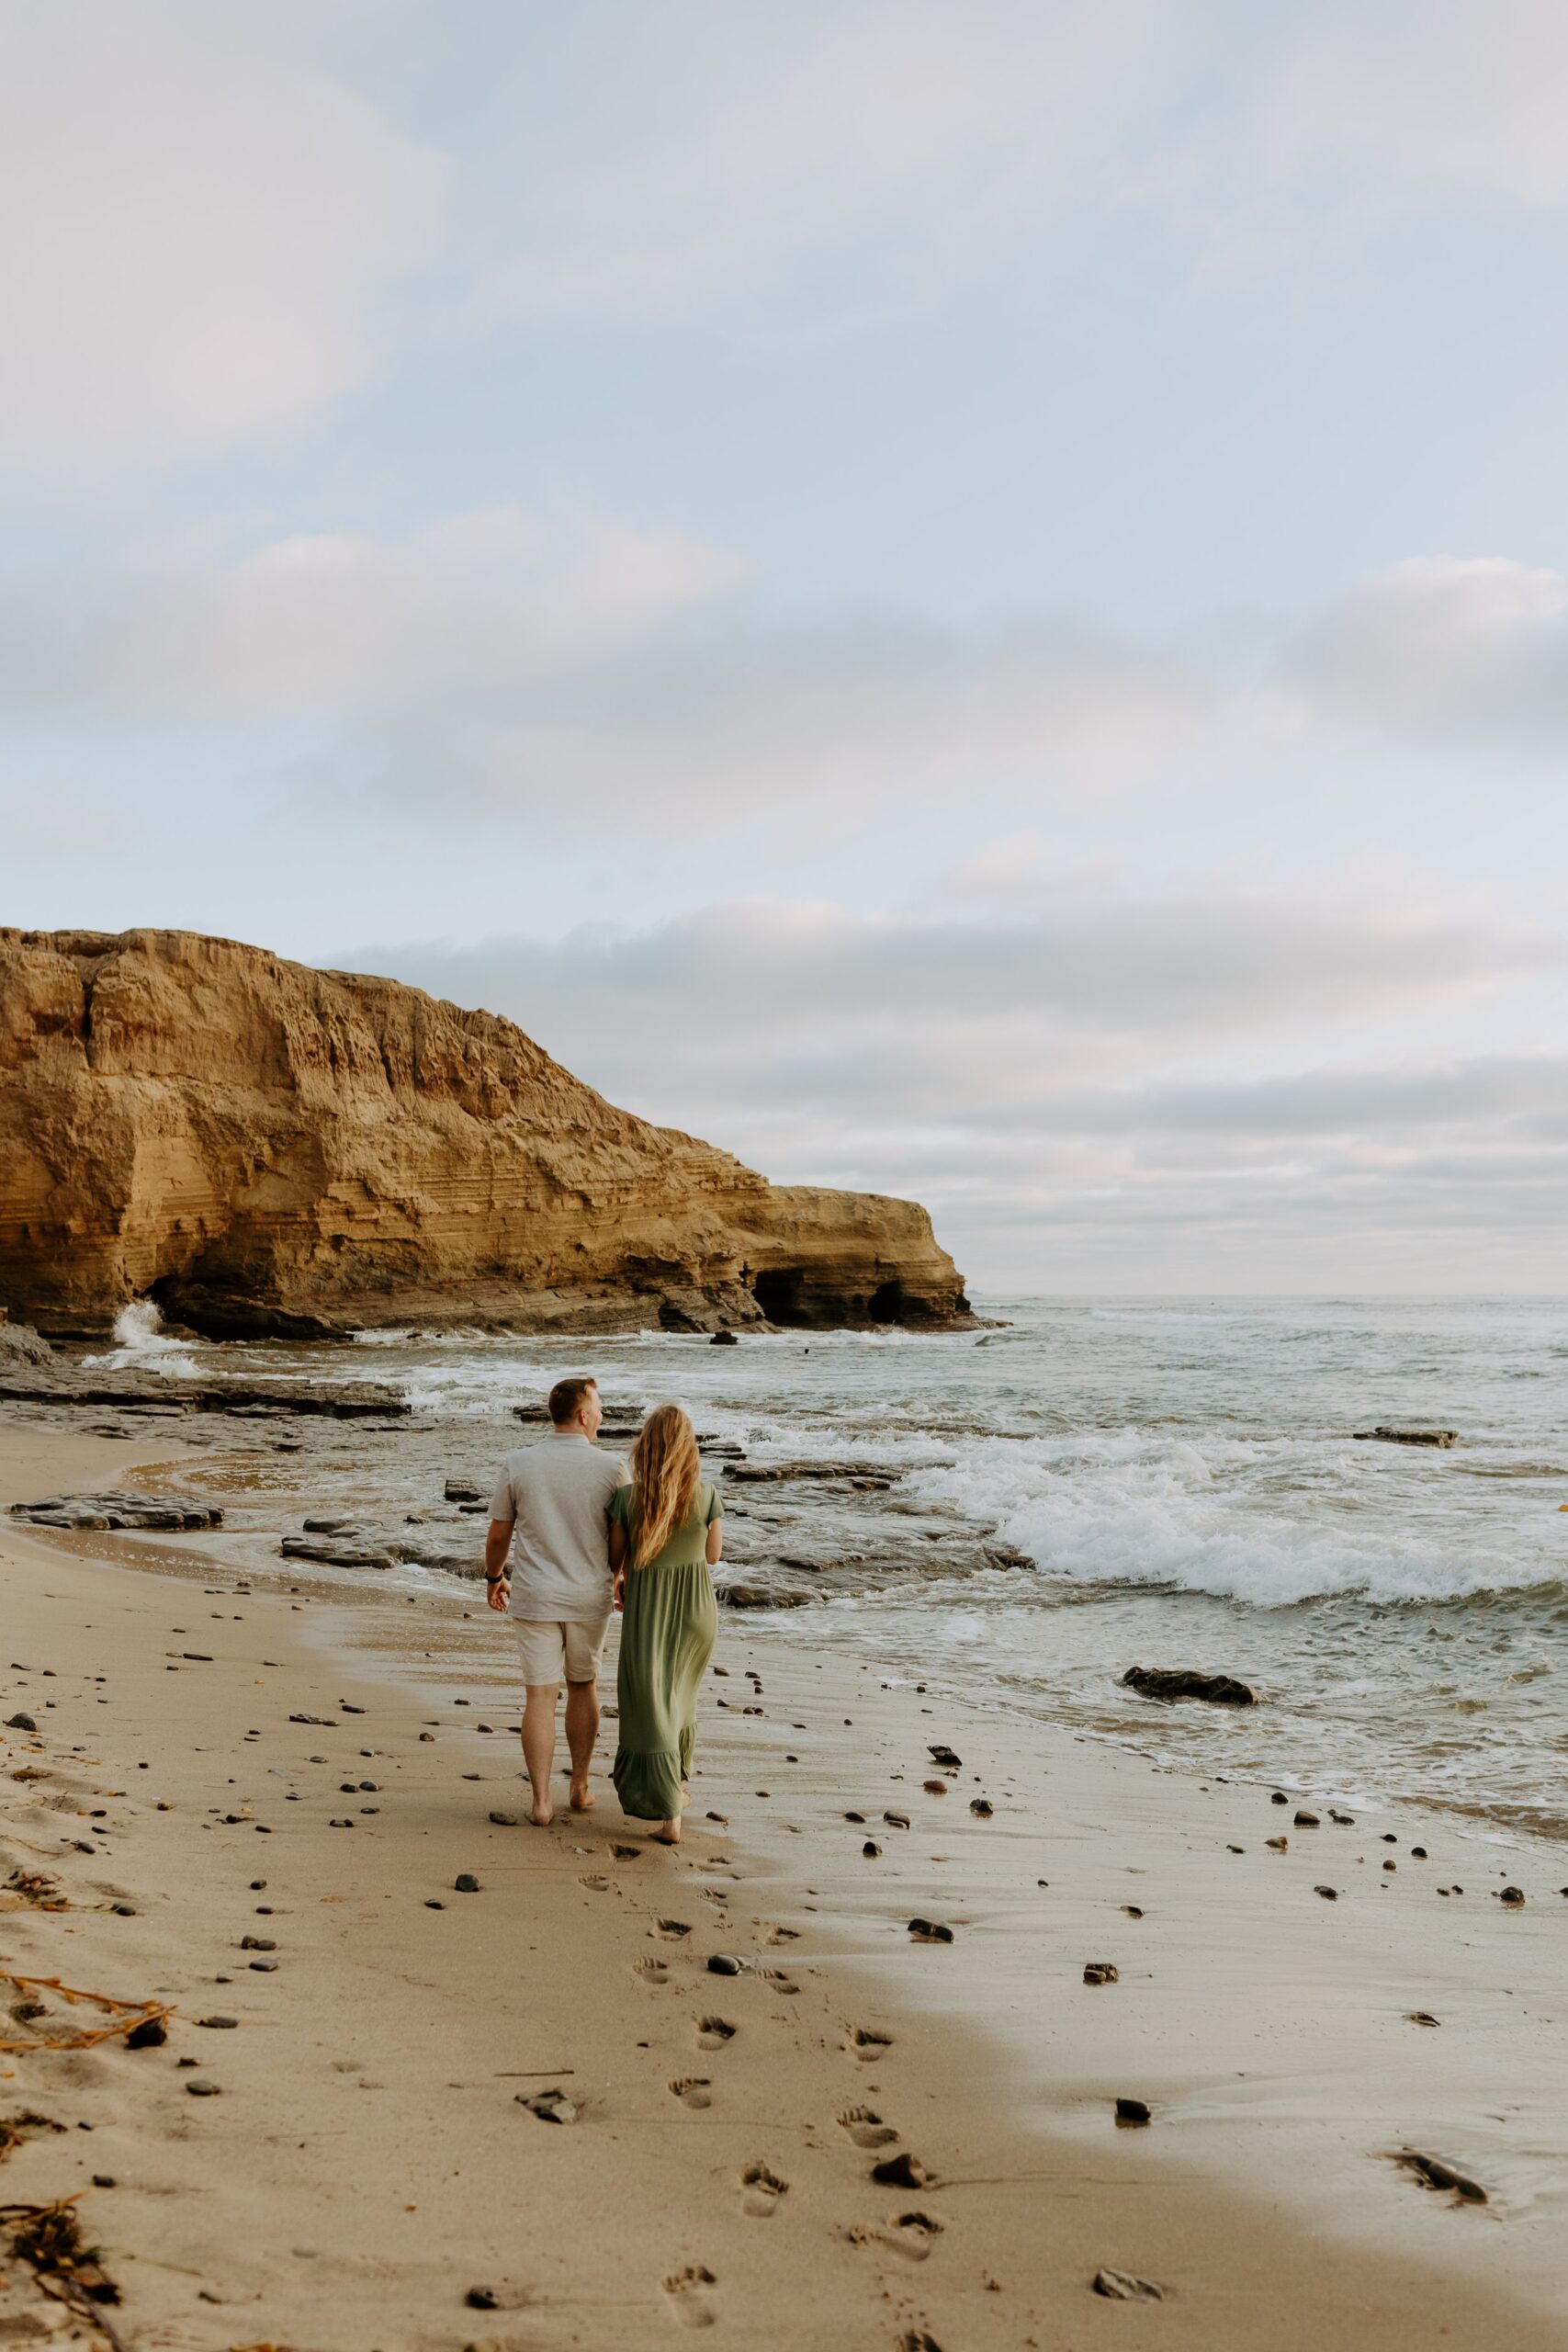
[489,1467,515,1523]
[705,1483,723,1524]
[607,1484,632,1527]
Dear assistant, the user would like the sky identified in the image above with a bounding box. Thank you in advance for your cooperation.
[3,0,1566,1295]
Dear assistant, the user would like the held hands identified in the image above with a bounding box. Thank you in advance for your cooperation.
[485,1575,510,1614]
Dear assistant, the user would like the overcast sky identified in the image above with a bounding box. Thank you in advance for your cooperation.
[4,0,1566,1294]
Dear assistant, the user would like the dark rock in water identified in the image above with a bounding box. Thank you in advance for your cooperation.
[6,1712,38,1731]
[281,1536,396,1569]
[1395,2150,1487,2203]
[1271,1791,1289,1804]
[1082,1962,1119,1986]
[718,1582,809,1610]
[1093,2268,1162,2301]
[1122,1666,1256,1707]
[871,2151,930,2188]
[1114,2098,1152,2126]
[444,1478,485,1503]
[1353,1427,1458,1448]
[908,1918,953,1943]
[0,1317,52,1365]
[711,1329,739,1345]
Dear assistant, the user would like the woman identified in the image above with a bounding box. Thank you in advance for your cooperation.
[607,1404,722,1844]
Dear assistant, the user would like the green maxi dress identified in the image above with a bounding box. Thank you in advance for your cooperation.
[609,1481,721,1822]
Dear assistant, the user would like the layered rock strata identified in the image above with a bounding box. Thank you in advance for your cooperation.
[0,927,970,1338]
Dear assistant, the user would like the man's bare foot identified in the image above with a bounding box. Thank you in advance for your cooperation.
[570,1781,594,1811]
[654,1818,682,1845]
[530,1799,555,1827]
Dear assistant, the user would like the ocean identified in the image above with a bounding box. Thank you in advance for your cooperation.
[90,1295,1568,1847]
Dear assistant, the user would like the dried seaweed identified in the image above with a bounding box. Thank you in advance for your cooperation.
[4,1868,68,1912]
[0,2110,63,2163]
[0,2194,130,2347]
[0,1973,172,2053]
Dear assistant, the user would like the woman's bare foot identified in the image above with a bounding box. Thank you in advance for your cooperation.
[654,1818,682,1845]
[530,1798,555,1827]
[569,1779,594,1811]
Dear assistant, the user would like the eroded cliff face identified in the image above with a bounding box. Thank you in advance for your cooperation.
[0,928,970,1338]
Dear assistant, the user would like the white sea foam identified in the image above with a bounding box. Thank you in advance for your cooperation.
[900,1432,1560,1608]
[83,1299,197,1377]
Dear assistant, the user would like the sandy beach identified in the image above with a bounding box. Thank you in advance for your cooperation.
[2,1415,1565,2352]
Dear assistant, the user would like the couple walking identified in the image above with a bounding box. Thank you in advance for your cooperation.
[483,1376,722,1843]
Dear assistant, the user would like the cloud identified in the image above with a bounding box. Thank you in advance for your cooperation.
[1292,556,1568,750]
[0,1,442,473]
[459,0,1168,324]
[337,875,1567,1287]
[1268,1,1568,207]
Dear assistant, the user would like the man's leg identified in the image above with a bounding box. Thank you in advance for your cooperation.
[521,1682,560,1826]
[563,1679,600,1809]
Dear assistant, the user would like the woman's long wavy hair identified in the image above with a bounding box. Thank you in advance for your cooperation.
[628,1404,702,1568]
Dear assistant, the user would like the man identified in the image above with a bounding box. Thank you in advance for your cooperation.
[484,1375,627,1826]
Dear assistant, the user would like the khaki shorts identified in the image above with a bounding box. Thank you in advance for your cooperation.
[514,1615,611,1688]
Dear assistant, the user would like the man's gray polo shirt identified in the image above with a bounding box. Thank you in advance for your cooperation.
[489,1433,628,1622]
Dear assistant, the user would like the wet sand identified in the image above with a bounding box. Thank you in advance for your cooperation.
[1,1418,1564,2350]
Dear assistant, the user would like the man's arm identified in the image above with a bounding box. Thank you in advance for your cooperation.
[484,1518,513,1613]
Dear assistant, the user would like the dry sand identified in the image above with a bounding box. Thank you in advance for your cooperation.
[1,1417,1564,2351]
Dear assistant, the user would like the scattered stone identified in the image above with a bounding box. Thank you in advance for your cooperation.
[518,2088,577,2124]
[1395,2150,1487,2203]
[185,2079,220,2097]
[908,1918,954,1944]
[1406,2012,1440,2029]
[1083,1962,1119,1986]
[466,2287,501,2311]
[1498,1885,1526,1905]
[1093,2268,1163,2301]
[1266,1836,1288,1851]
[707,1955,744,1976]
[444,1478,486,1503]
[1271,1791,1289,1804]
[871,2151,930,2188]
[1121,1667,1256,1707]
[1114,2098,1151,2126]
[455,1873,480,1894]
[922,1780,947,1795]
[290,1713,335,1727]
[1314,1885,1338,1901]
[1411,1846,1427,1859]
[711,1330,739,1345]
[1353,1427,1458,1448]
[489,1810,519,1826]
[863,1841,882,1858]
[884,1812,910,1830]
[1329,1809,1355,1825]
[969,1798,993,1816]
[1294,1811,1320,1826]
[197,2017,238,2030]
[8,1489,224,1532]
[928,1745,962,1770]
[5,1713,38,1732]
[124,2015,164,2048]
[240,1936,276,1951]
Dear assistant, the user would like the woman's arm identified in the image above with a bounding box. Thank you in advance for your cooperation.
[705,1520,723,1565]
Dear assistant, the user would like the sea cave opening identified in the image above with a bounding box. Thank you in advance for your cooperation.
[751,1267,808,1326]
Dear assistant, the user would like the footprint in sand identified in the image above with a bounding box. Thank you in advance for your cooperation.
[739,2162,788,2217]
[766,1925,800,1945]
[612,1842,643,1860]
[662,2265,718,2327]
[839,2106,899,2149]
[635,1959,671,1986]
[849,2027,894,2061]
[656,1917,694,1939]
[848,2211,942,2263]
[695,2016,736,2049]
[578,1873,612,1892]
[669,2076,713,2109]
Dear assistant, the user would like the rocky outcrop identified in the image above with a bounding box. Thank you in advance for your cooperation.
[0,927,971,1338]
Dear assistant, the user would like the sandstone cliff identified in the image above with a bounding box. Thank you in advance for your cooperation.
[0,928,970,1339]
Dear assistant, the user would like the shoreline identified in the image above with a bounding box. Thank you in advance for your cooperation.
[1,1416,1564,2347]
